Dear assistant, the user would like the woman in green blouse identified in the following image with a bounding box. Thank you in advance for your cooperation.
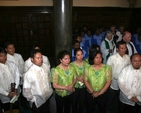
[84,50,112,113]
[70,48,90,113]
[51,50,76,113]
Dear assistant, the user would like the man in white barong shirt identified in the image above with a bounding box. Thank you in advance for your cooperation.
[106,41,130,113]
[24,44,50,73]
[5,42,24,77]
[23,49,53,113]
[113,31,137,57]
[0,47,20,112]
[24,55,50,73]
[118,53,141,113]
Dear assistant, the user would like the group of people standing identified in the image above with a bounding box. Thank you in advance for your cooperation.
[0,43,53,113]
[0,25,141,113]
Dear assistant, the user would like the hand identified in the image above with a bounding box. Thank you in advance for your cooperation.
[65,85,74,93]
[77,76,83,83]
[130,97,139,103]
[109,49,112,53]
[93,92,100,97]
[7,92,16,99]
[15,89,18,95]
[91,91,100,98]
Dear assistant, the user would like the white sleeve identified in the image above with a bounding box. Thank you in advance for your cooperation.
[118,68,133,99]
[22,72,34,101]
[100,41,109,56]
[15,65,20,89]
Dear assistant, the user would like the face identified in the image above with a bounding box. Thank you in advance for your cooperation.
[117,44,127,56]
[5,44,15,55]
[107,35,112,40]
[110,26,116,33]
[31,52,43,66]
[75,50,84,61]
[95,29,100,34]
[0,53,7,64]
[35,47,40,49]
[119,26,124,33]
[87,31,91,36]
[73,43,80,49]
[131,54,141,69]
[93,53,102,65]
[76,36,82,42]
[80,32,85,37]
[60,55,70,66]
[123,32,131,42]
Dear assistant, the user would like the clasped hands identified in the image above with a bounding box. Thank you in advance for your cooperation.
[65,85,74,93]
[91,91,103,98]
[7,89,18,99]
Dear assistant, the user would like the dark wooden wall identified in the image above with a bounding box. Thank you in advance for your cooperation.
[0,7,141,66]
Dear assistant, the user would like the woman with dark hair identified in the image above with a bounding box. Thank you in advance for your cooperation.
[71,48,89,113]
[51,50,76,113]
[84,50,112,113]
[85,44,100,63]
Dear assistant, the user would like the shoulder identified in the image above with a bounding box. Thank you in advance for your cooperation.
[129,41,136,46]
[124,54,130,59]
[103,64,112,69]
[109,54,117,59]
[7,60,17,67]
[14,53,22,57]
[25,58,31,63]
[122,64,131,72]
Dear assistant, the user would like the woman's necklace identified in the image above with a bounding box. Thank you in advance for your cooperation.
[75,60,84,71]
[93,64,103,76]
[61,64,70,76]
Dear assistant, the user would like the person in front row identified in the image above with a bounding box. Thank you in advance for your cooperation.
[71,48,90,113]
[118,53,141,113]
[84,50,112,113]
[23,49,53,113]
[51,50,76,113]
[106,41,130,113]
[0,47,20,112]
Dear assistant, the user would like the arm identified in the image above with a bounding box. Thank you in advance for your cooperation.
[99,80,111,95]
[83,67,94,94]
[52,69,70,91]
[99,66,112,95]
[118,67,133,99]
[22,72,34,102]
[100,41,110,56]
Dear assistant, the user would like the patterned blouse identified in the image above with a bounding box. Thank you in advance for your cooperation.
[84,64,112,92]
[51,65,76,97]
[70,61,90,88]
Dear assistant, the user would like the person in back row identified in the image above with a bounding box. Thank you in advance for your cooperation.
[113,31,137,56]
[101,31,115,64]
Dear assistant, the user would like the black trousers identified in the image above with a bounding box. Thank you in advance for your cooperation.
[31,99,50,113]
[107,88,120,113]
[1,100,19,112]
[119,101,141,113]
[72,88,86,113]
[55,93,73,113]
[85,89,109,113]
